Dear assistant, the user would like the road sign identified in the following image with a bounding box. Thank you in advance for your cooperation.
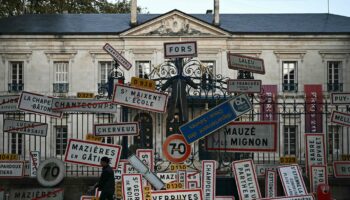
[77,92,94,98]
[10,188,64,200]
[256,195,315,200]
[162,134,192,163]
[0,95,19,112]
[151,189,203,200]
[227,53,265,74]
[4,119,48,137]
[103,43,132,70]
[331,110,350,127]
[280,156,297,164]
[94,122,139,137]
[52,98,119,113]
[278,165,307,196]
[136,149,154,172]
[122,174,144,200]
[131,77,156,91]
[179,94,252,144]
[265,170,277,198]
[305,134,326,174]
[0,154,19,160]
[164,41,197,58]
[64,139,122,169]
[310,165,327,193]
[201,160,216,200]
[206,121,277,152]
[36,158,65,187]
[18,91,62,118]
[85,134,102,142]
[29,151,40,177]
[333,161,350,178]
[112,84,168,113]
[0,161,24,178]
[331,93,350,104]
[227,79,262,93]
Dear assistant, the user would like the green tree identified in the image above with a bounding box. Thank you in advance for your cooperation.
[0,0,144,18]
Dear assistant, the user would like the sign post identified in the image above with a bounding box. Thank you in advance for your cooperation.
[164,41,197,58]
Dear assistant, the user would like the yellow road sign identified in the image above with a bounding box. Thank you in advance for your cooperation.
[131,77,156,91]
[77,92,94,99]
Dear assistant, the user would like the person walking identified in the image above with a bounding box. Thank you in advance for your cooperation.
[94,156,115,200]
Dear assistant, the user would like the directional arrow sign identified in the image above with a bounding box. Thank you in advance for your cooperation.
[179,94,252,144]
[103,43,132,70]
[227,53,265,74]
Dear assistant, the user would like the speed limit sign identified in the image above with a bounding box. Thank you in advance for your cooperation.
[37,158,65,187]
[162,134,191,163]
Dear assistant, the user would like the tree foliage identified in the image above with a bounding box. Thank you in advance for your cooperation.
[0,0,143,18]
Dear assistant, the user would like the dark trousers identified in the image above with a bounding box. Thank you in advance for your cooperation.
[99,191,114,200]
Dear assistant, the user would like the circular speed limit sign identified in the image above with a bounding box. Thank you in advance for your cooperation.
[162,134,191,163]
[37,158,65,187]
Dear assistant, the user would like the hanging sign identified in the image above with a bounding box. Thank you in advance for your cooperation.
[333,161,350,178]
[52,99,119,113]
[304,85,323,133]
[278,165,307,196]
[64,139,122,169]
[156,172,177,183]
[112,84,168,113]
[0,154,19,160]
[227,53,265,74]
[260,85,277,121]
[131,77,156,91]
[29,151,40,177]
[77,92,94,99]
[18,91,62,118]
[180,94,252,144]
[310,165,327,193]
[201,160,216,200]
[256,194,315,200]
[103,43,132,70]
[231,159,261,200]
[227,79,262,93]
[3,119,48,137]
[206,121,277,152]
[164,41,197,58]
[255,164,278,176]
[265,170,277,198]
[85,134,102,142]
[331,93,350,104]
[0,161,24,178]
[331,111,350,127]
[162,134,192,163]
[122,174,144,200]
[150,189,203,200]
[10,188,64,200]
[0,95,19,112]
[94,122,139,137]
[136,149,154,172]
[305,134,326,173]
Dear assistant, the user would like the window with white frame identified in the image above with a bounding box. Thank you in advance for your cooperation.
[55,126,68,156]
[136,61,151,79]
[53,61,69,93]
[328,125,340,156]
[11,133,23,155]
[284,125,297,155]
[327,61,343,92]
[8,61,24,92]
[282,61,297,92]
[99,61,113,84]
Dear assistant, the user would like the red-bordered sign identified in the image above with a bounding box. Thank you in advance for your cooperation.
[80,196,95,200]
[331,92,350,105]
[103,43,132,70]
[122,174,144,200]
[227,79,262,93]
[216,196,235,200]
[227,53,265,74]
[333,161,350,178]
[256,194,315,200]
[305,134,326,174]
[331,110,350,127]
[187,171,201,189]
[151,189,202,200]
[64,139,122,169]
[310,165,327,193]
[32,188,64,200]
[164,41,197,58]
[162,134,191,163]
[94,122,139,137]
[136,149,154,172]
[18,91,62,118]
[265,170,277,198]
[201,160,216,200]
[232,159,261,200]
[0,95,19,112]
[0,160,24,178]
[187,181,198,189]
[278,165,308,196]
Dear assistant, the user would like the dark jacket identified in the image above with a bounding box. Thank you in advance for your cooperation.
[96,165,115,193]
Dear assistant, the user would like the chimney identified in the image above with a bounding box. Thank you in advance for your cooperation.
[206,10,213,14]
[131,0,137,26]
[213,0,220,26]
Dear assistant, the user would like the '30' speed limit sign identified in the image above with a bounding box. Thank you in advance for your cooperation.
[162,134,191,163]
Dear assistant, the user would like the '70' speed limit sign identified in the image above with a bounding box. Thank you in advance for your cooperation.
[162,134,192,163]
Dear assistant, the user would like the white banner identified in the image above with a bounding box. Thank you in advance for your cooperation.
[64,139,122,169]
[333,161,350,178]
[232,159,261,200]
[310,165,327,193]
[52,99,119,113]
[94,122,139,136]
[0,161,24,178]
[30,151,40,177]
[265,170,277,198]
[305,134,326,173]
[112,84,168,113]
[122,174,144,200]
[201,161,216,200]
[0,95,19,112]
[151,189,203,200]
[257,194,315,200]
[278,165,307,196]
[4,119,48,137]
[18,91,62,118]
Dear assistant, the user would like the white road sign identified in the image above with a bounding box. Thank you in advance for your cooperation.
[331,93,350,104]
[136,149,154,172]
[112,84,168,113]
[333,161,350,178]
[310,165,327,193]
[94,122,139,137]
[256,164,279,176]
[0,95,19,112]
[151,189,203,200]
[278,165,308,196]
[201,160,216,200]
[257,194,315,200]
[122,174,144,200]
[0,161,24,178]
[52,99,119,113]
[227,80,262,93]
[265,170,277,198]
[227,53,265,74]
[103,43,132,70]
[232,159,261,200]
[305,134,326,173]
[156,172,177,184]
[4,119,48,137]
[164,41,197,58]
[29,151,40,177]
[18,91,62,118]
[64,139,122,169]
[331,111,350,127]
[9,188,64,200]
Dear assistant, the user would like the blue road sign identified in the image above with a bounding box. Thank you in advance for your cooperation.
[179,94,252,144]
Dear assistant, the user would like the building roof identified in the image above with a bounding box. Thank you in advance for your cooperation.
[0,10,349,35]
